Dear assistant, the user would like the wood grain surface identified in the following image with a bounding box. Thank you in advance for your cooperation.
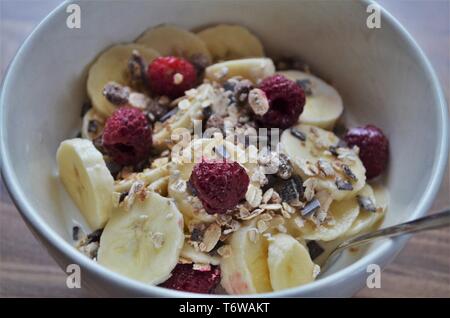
[0,0,449,297]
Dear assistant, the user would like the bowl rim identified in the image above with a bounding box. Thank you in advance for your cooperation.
[0,0,448,297]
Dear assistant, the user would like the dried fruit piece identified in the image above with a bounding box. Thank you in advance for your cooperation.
[344,124,389,179]
[102,107,152,165]
[159,264,221,294]
[189,160,250,214]
[147,56,197,98]
[255,75,306,129]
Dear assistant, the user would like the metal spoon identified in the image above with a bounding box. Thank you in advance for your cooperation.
[319,209,450,274]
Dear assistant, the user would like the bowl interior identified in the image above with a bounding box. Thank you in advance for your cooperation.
[1,0,447,296]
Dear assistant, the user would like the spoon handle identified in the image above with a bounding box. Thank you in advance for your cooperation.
[335,209,450,254]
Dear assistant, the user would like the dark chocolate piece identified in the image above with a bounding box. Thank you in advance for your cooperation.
[301,198,321,217]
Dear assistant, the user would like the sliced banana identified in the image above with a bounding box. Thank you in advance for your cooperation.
[180,243,221,266]
[81,109,105,141]
[197,24,264,61]
[136,24,211,63]
[221,224,272,294]
[278,70,343,130]
[97,191,184,284]
[87,44,160,117]
[299,196,360,241]
[281,124,366,201]
[114,164,170,193]
[345,184,387,237]
[268,234,316,291]
[57,138,114,230]
[205,58,275,84]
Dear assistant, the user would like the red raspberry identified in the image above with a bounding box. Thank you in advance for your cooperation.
[344,124,389,179]
[189,160,249,214]
[256,75,305,129]
[160,264,221,294]
[102,107,152,166]
[147,56,197,99]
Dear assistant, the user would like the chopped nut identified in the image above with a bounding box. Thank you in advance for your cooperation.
[103,81,130,105]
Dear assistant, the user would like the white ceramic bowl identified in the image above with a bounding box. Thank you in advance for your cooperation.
[0,0,448,297]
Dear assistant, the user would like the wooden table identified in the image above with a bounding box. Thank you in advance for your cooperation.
[1,0,449,297]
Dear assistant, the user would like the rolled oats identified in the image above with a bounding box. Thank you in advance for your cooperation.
[248,88,269,115]
[202,223,222,252]
[245,184,263,208]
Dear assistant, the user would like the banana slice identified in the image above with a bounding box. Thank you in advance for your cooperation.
[278,70,343,130]
[180,243,221,266]
[114,164,170,193]
[56,138,114,229]
[136,25,211,63]
[281,124,366,201]
[197,24,264,61]
[81,109,105,141]
[268,234,316,291]
[205,58,275,84]
[299,196,360,241]
[97,191,184,284]
[221,224,272,294]
[87,44,160,117]
[345,184,387,237]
